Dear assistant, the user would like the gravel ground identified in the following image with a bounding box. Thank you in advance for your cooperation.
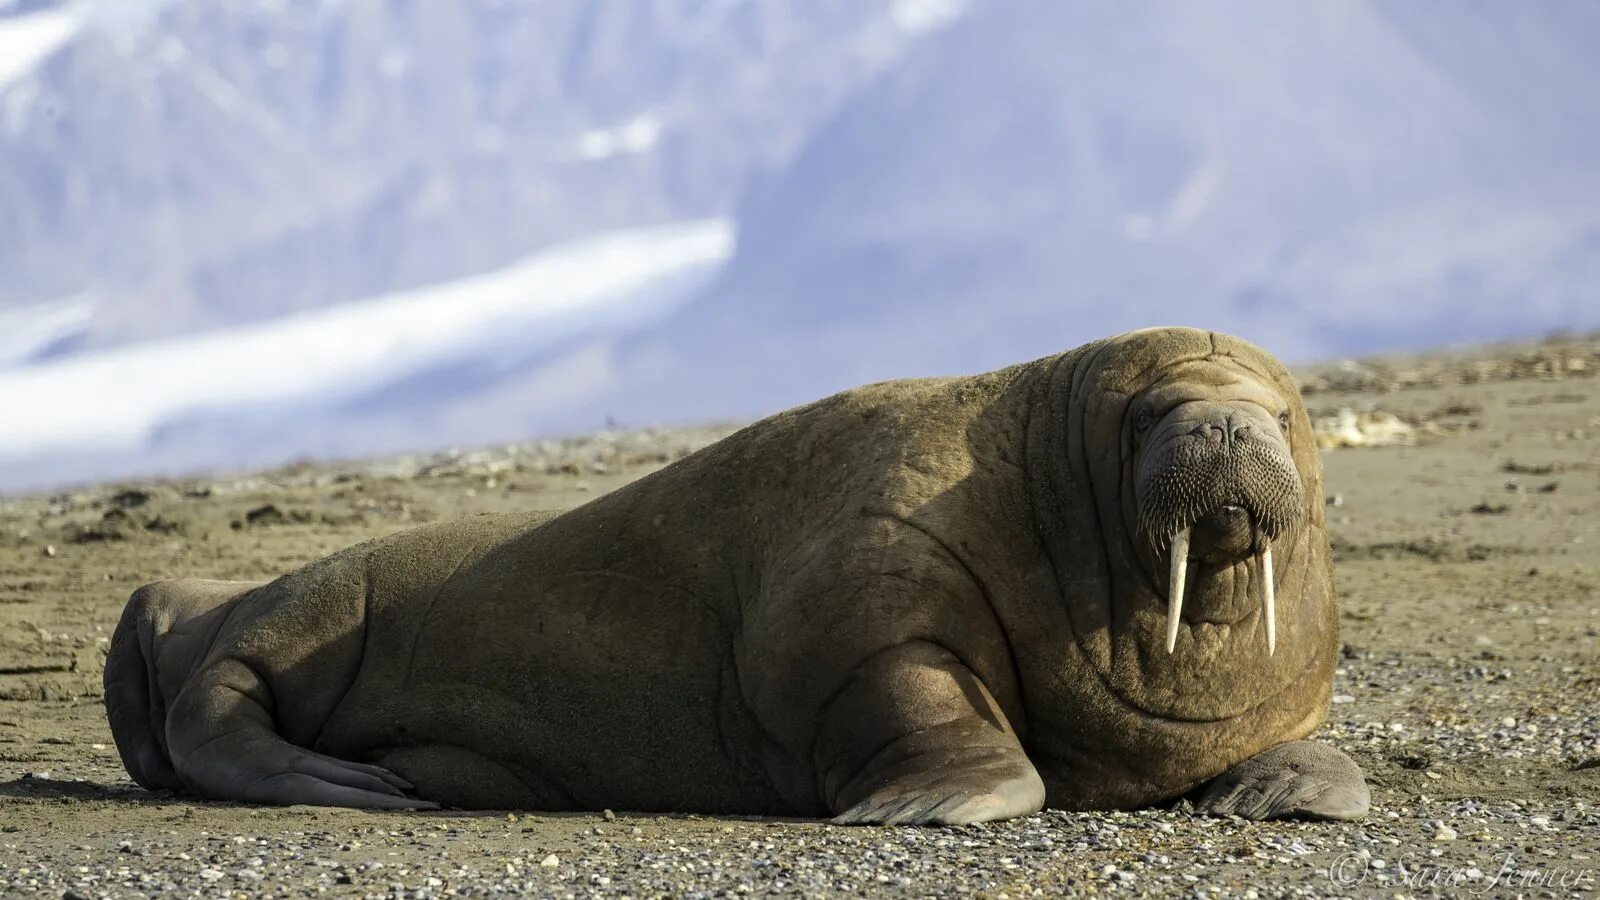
[2,335,1598,897]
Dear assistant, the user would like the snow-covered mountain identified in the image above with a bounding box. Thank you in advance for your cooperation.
[0,0,941,351]
[1,0,1597,491]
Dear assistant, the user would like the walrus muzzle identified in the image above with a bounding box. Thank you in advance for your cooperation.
[1134,402,1304,657]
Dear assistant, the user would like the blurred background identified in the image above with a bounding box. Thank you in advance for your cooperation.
[2,0,1597,492]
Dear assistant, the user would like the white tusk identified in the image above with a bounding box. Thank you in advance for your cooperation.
[1259,542,1276,656]
[1166,527,1191,653]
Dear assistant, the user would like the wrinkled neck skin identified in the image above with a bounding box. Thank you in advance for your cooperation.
[1016,332,1336,804]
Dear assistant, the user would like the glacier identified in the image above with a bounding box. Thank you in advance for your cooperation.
[0,220,732,490]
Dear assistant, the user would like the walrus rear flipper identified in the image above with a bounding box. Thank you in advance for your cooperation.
[164,657,439,810]
[104,590,184,791]
[106,579,433,809]
[106,579,264,791]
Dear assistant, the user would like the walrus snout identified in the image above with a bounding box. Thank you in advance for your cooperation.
[1135,400,1305,657]
[1135,401,1303,545]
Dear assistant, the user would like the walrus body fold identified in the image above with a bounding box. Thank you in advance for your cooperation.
[105,327,1369,823]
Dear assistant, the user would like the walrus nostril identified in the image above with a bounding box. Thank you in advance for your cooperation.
[1192,423,1226,443]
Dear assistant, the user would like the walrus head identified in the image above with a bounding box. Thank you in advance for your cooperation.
[1030,327,1333,726]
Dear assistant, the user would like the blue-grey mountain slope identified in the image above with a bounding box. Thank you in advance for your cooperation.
[600,0,1600,424]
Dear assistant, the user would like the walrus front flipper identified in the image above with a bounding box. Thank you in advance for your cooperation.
[1194,740,1369,820]
[166,658,438,810]
[819,642,1045,826]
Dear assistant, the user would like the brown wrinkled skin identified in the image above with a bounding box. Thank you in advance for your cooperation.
[105,327,1341,822]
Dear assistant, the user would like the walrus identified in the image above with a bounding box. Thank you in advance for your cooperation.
[104,327,1368,824]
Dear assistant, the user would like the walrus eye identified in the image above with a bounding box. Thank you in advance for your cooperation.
[1277,411,1291,432]
[1134,408,1153,433]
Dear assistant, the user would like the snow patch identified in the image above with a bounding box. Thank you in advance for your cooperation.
[892,0,965,34]
[0,296,95,368]
[1165,156,1223,232]
[1120,214,1155,242]
[0,220,735,463]
[156,36,186,65]
[577,113,663,161]
[2,75,39,134]
[378,46,410,79]
[0,8,81,93]
[1121,156,1225,241]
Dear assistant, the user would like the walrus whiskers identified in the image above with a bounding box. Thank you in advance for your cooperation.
[1260,543,1276,656]
[1165,527,1190,653]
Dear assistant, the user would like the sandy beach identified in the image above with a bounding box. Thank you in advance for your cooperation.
[2,336,1597,898]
